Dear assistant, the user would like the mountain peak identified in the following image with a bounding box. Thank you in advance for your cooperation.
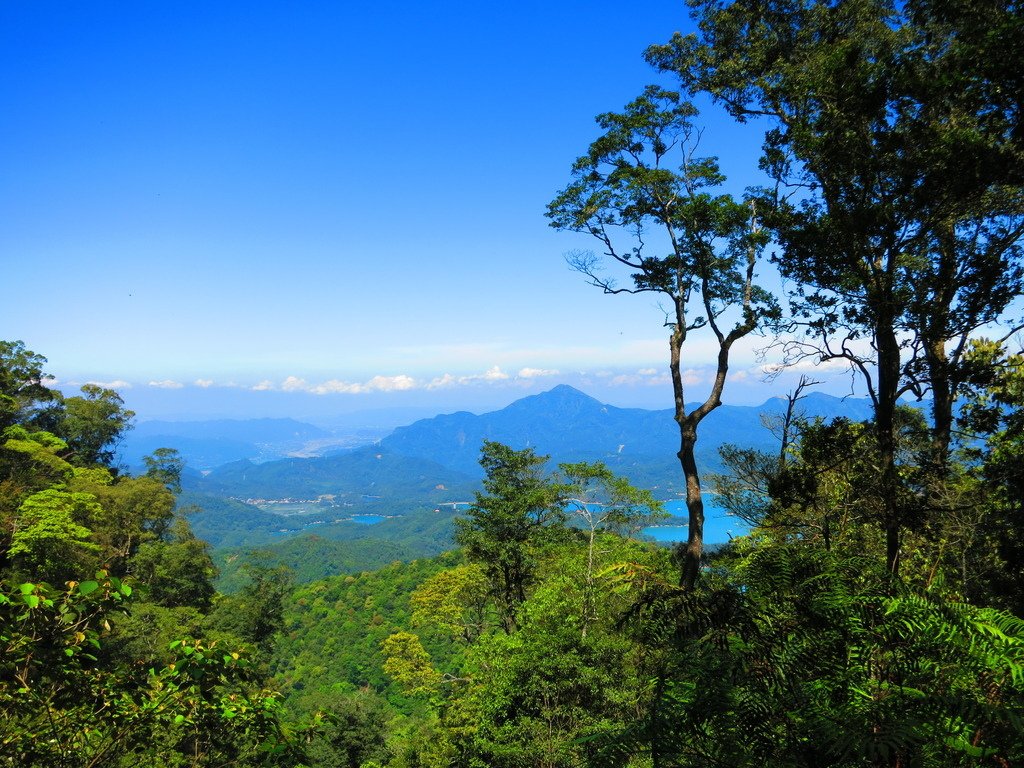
[504,385,604,414]
[542,384,597,400]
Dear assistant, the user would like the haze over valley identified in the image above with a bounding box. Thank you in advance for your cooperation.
[113,383,882,585]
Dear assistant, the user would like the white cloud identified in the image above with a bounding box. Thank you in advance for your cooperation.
[309,379,362,394]
[608,367,704,387]
[85,379,132,390]
[427,373,458,390]
[761,356,852,376]
[681,368,706,386]
[148,379,184,389]
[281,376,307,392]
[608,372,670,387]
[310,374,418,395]
[194,379,215,388]
[239,365,536,397]
[426,366,512,387]
[367,374,417,392]
[518,367,559,378]
[478,366,509,382]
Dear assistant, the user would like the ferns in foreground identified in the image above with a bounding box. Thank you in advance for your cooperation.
[601,543,1024,768]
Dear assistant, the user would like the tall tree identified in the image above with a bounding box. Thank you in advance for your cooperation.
[648,0,1024,573]
[0,340,60,433]
[560,461,662,636]
[143,447,186,493]
[58,383,134,468]
[955,339,1024,612]
[547,87,778,588]
[454,441,566,630]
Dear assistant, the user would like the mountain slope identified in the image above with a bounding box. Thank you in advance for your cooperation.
[381,384,877,486]
[185,386,881,501]
[119,418,331,469]
[382,385,670,475]
[193,446,477,502]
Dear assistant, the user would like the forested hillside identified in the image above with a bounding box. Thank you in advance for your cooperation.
[3,328,1024,766]
[170,386,875,503]
[0,341,305,765]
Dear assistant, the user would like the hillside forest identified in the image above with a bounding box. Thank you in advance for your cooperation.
[3,1,1024,766]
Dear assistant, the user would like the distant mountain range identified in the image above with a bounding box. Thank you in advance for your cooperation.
[381,384,875,484]
[118,417,382,469]
[182,385,878,501]
[195,450,477,502]
[171,385,888,580]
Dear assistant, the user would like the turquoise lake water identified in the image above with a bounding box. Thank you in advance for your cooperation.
[640,496,748,545]
[351,514,386,524]
[272,497,746,545]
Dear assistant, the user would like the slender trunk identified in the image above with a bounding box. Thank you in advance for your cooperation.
[779,397,793,471]
[500,559,523,633]
[582,523,595,639]
[925,222,959,474]
[671,308,742,588]
[669,324,706,590]
[679,424,705,591]
[876,310,902,575]
[779,375,817,471]
[926,337,953,473]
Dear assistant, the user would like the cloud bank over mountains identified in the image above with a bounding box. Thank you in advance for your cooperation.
[48,360,871,424]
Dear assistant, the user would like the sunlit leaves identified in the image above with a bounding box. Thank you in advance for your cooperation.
[381,631,442,696]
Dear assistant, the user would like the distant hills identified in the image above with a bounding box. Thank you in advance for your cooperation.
[182,385,878,501]
[118,417,380,469]
[380,384,875,492]
[195,449,477,502]
[171,385,886,585]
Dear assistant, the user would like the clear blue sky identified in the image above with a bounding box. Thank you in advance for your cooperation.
[1,0,834,419]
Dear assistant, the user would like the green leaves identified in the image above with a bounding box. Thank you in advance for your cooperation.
[617,542,1024,766]
[381,631,442,696]
[547,85,770,324]
[18,583,41,609]
[455,442,567,632]
[0,340,59,433]
[0,570,306,765]
[8,488,102,584]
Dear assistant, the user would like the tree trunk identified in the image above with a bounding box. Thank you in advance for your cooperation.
[923,223,959,474]
[926,336,953,473]
[582,523,596,639]
[875,309,903,575]
[679,423,705,590]
[669,324,707,590]
[670,314,740,589]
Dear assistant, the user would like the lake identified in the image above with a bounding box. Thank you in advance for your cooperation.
[641,496,748,545]
[351,514,386,524]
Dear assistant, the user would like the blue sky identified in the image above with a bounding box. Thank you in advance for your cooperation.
[1,1,842,418]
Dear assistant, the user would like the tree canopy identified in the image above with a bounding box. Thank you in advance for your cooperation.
[548,86,779,588]
[646,0,1024,573]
